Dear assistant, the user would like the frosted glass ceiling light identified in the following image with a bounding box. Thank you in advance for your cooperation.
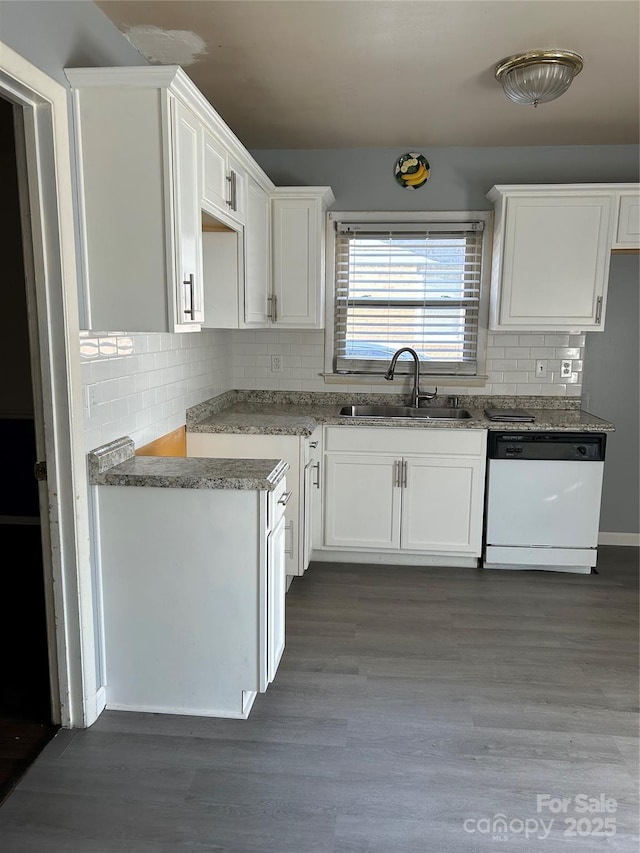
[495,49,584,107]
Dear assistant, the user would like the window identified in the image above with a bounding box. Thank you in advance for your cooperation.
[329,213,491,378]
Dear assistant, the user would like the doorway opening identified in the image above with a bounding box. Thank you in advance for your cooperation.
[0,95,58,805]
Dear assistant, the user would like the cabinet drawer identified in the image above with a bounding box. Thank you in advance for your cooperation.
[324,426,485,457]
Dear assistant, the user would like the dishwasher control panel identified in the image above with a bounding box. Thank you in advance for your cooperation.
[488,432,606,461]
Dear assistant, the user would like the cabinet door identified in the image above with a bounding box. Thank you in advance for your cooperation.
[271,197,322,328]
[303,460,313,571]
[201,126,229,214]
[172,99,204,327]
[614,192,640,248]
[492,193,613,331]
[324,454,401,549]
[244,178,271,326]
[401,457,484,554]
[267,512,286,683]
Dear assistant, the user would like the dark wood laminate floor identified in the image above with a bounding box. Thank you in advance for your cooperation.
[0,545,638,852]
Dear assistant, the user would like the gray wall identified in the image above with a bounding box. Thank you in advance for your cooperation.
[583,254,640,535]
[251,146,639,210]
[0,1,146,86]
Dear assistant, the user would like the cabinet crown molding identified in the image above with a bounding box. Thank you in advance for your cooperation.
[65,65,274,192]
[487,183,639,200]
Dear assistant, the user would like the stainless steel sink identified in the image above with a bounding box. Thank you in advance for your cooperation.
[338,405,472,420]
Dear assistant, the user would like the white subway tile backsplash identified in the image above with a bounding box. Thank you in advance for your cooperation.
[517,383,542,395]
[493,335,521,347]
[486,347,505,359]
[519,334,545,347]
[81,328,232,451]
[544,334,571,347]
[530,348,556,359]
[82,319,587,454]
[556,347,582,359]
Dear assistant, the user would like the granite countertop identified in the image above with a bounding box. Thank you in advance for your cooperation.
[186,391,615,436]
[88,436,289,490]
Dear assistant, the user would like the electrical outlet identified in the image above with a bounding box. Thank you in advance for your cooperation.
[535,359,547,378]
[270,354,283,373]
[560,360,572,378]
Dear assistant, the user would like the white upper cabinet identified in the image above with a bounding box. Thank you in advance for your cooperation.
[67,67,205,333]
[270,188,335,328]
[201,125,247,224]
[66,65,275,334]
[240,186,335,329]
[486,184,634,332]
[613,188,640,249]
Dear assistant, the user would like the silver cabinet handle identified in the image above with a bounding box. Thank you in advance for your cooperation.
[394,460,400,487]
[312,461,320,489]
[595,296,603,324]
[183,273,194,317]
[267,294,277,323]
[278,490,293,506]
[309,441,318,449]
[402,459,408,488]
[226,171,237,210]
[284,520,294,557]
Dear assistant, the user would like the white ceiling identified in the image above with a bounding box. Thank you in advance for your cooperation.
[96,0,640,149]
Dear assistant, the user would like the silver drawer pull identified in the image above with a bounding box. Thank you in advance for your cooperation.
[278,490,293,506]
[309,441,318,449]
[312,461,320,489]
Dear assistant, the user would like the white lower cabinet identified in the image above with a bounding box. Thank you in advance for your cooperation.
[187,429,320,577]
[322,427,487,560]
[96,477,287,719]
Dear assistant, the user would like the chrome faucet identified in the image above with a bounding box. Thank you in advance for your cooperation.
[384,347,437,408]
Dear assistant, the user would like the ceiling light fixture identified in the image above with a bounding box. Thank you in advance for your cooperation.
[495,49,584,108]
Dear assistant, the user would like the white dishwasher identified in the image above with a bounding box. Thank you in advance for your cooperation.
[483,431,607,574]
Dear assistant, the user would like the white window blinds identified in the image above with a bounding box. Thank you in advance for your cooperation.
[333,221,485,376]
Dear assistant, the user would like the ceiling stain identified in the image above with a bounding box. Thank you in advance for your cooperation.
[124,25,207,66]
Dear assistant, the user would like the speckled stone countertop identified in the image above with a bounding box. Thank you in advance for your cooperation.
[88,436,289,490]
[186,391,615,436]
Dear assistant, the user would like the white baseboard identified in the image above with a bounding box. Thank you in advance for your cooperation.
[83,685,107,727]
[312,549,479,568]
[598,532,640,547]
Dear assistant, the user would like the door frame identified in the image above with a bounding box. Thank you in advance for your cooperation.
[0,42,98,728]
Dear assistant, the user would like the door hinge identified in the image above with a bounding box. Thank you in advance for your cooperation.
[34,460,47,481]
